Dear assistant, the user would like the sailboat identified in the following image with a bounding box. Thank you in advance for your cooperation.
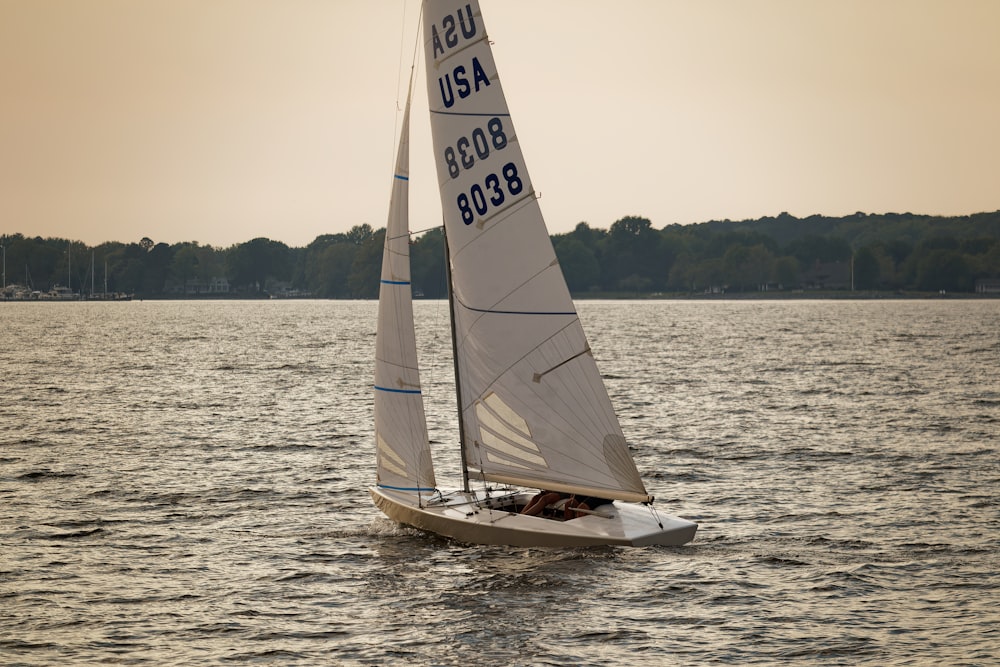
[370,0,697,547]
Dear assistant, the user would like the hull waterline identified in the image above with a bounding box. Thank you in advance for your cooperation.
[370,486,697,548]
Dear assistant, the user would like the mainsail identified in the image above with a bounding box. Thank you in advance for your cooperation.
[373,85,436,496]
[422,1,650,503]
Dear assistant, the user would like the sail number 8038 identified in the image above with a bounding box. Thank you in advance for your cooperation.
[457,163,523,225]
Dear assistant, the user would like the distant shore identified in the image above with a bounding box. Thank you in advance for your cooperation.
[4,290,998,302]
[573,290,1000,300]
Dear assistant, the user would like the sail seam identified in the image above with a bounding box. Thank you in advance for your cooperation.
[429,31,490,69]
[430,110,511,118]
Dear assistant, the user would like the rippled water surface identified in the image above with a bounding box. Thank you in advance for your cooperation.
[2,299,998,665]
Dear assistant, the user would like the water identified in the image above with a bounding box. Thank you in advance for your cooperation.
[2,299,998,665]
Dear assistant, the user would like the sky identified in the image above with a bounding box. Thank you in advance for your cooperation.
[2,0,998,249]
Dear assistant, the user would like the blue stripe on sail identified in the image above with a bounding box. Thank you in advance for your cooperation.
[394,174,409,181]
[465,305,576,316]
[374,384,422,394]
[377,484,438,492]
[380,279,410,285]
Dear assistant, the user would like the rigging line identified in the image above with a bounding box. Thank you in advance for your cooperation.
[377,484,436,492]
[410,224,449,421]
[472,451,495,502]
[392,1,407,102]
[386,224,445,243]
[410,223,445,236]
[445,232,472,492]
[390,1,422,170]
[399,1,423,108]
[647,501,665,529]
[390,5,406,164]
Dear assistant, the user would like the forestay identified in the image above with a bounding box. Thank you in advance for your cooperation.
[373,85,436,498]
[421,0,650,503]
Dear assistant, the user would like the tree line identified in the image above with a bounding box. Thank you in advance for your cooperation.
[3,210,999,299]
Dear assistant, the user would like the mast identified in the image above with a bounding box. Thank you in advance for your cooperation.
[444,233,470,492]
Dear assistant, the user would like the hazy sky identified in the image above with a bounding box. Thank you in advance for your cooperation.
[2,1,998,248]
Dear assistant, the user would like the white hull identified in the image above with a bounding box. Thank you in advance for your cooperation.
[370,486,697,547]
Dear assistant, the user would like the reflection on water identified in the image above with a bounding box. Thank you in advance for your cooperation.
[2,299,998,665]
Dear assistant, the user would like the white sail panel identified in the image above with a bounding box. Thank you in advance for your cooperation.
[373,88,436,493]
[422,0,649,501]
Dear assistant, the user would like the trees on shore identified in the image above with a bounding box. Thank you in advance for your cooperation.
[3,210,998,298]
